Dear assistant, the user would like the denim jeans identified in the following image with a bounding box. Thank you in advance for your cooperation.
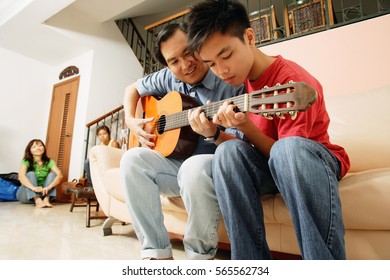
[212,137,346,260]
[16,171,57,203]
[120,148,220,259]
[84,158,93,188]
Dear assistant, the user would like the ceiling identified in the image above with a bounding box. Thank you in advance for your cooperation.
[0,0,195,65]
[71,0,195,22]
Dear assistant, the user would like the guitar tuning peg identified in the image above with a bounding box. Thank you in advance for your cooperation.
[289,111,298,120]
[262,113,273,120]
[261,93,267,111]
[276,112,285,119]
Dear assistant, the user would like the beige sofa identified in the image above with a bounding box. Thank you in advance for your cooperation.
[89,84,390,259]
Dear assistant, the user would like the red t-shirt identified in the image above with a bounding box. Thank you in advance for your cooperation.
[246,56,350,178]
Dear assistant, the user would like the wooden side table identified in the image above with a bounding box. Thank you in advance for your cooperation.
[66,187,106,227]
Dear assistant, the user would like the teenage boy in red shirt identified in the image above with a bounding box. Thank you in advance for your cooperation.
[187,0,350,259]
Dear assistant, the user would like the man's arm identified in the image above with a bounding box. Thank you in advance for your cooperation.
[123,82,140,121]
[188,106,238,146]
[123,82,155,147]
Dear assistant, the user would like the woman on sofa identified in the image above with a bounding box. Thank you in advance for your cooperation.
[85,125,120,188]
[17,139,63,208]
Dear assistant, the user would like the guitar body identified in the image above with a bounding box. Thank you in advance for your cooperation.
[129,91,200,158]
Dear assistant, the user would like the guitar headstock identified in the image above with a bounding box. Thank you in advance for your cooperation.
[248,81,317,120]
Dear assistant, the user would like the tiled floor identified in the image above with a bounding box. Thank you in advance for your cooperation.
[0,201,230,260]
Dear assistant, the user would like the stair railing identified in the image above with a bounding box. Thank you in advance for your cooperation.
[83,106,128,173]
[116,18,155,74]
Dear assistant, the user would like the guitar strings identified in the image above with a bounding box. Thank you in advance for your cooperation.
[157,95,246,132]
[153,85,295,133]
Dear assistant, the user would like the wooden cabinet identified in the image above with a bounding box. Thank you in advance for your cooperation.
[286,0,334,35]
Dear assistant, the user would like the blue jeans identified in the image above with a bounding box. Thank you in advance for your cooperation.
[212,137,345,260]
[16,171,57,203]
[84,158,93,188]
[120,148,220,259]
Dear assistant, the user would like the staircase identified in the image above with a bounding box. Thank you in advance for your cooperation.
[115,18,155,75]
[116,9,189,75]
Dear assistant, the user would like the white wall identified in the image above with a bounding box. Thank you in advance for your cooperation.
[46,5,143,121]
[46,5,144,180]
[0,47,54,172]
[0,5,143,180]
[261,14,390,97]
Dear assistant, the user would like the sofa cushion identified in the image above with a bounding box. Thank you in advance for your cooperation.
[161,196,187,214]
[339,168,390,230]
[326,84,390,173]
[262,168,390,231]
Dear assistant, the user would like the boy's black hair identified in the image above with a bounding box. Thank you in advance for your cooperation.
[154,22,189,66]
[187,0,250,53]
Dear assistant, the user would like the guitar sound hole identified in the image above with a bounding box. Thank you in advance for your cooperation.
[157,115,166,134]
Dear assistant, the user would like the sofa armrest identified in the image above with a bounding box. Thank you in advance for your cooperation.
[89,146,125,215]
[89,145,124,171]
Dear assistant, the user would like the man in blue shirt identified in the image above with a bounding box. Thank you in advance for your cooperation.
[120,23,244,259]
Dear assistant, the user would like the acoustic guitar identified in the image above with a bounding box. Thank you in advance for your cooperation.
[129,81,317,158]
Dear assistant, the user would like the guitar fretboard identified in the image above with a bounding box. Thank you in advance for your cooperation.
[153,82,314,133]
[160,94,248,131]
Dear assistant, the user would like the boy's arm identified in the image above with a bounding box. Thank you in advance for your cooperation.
[213,100,275,158]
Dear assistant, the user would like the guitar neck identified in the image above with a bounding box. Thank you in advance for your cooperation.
[161,82,316,131]
[163,94,248,131]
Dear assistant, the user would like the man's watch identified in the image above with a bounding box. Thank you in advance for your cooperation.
[204,127,221,144]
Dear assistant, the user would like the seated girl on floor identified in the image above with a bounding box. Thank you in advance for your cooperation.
[17,139,63,208]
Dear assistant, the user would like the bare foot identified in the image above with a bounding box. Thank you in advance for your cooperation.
[43,197,53,208]
[34,197,47,208]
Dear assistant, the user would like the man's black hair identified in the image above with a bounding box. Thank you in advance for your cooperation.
[154,22,188,66]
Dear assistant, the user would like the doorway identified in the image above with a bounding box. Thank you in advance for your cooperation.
[46,76,80,201]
